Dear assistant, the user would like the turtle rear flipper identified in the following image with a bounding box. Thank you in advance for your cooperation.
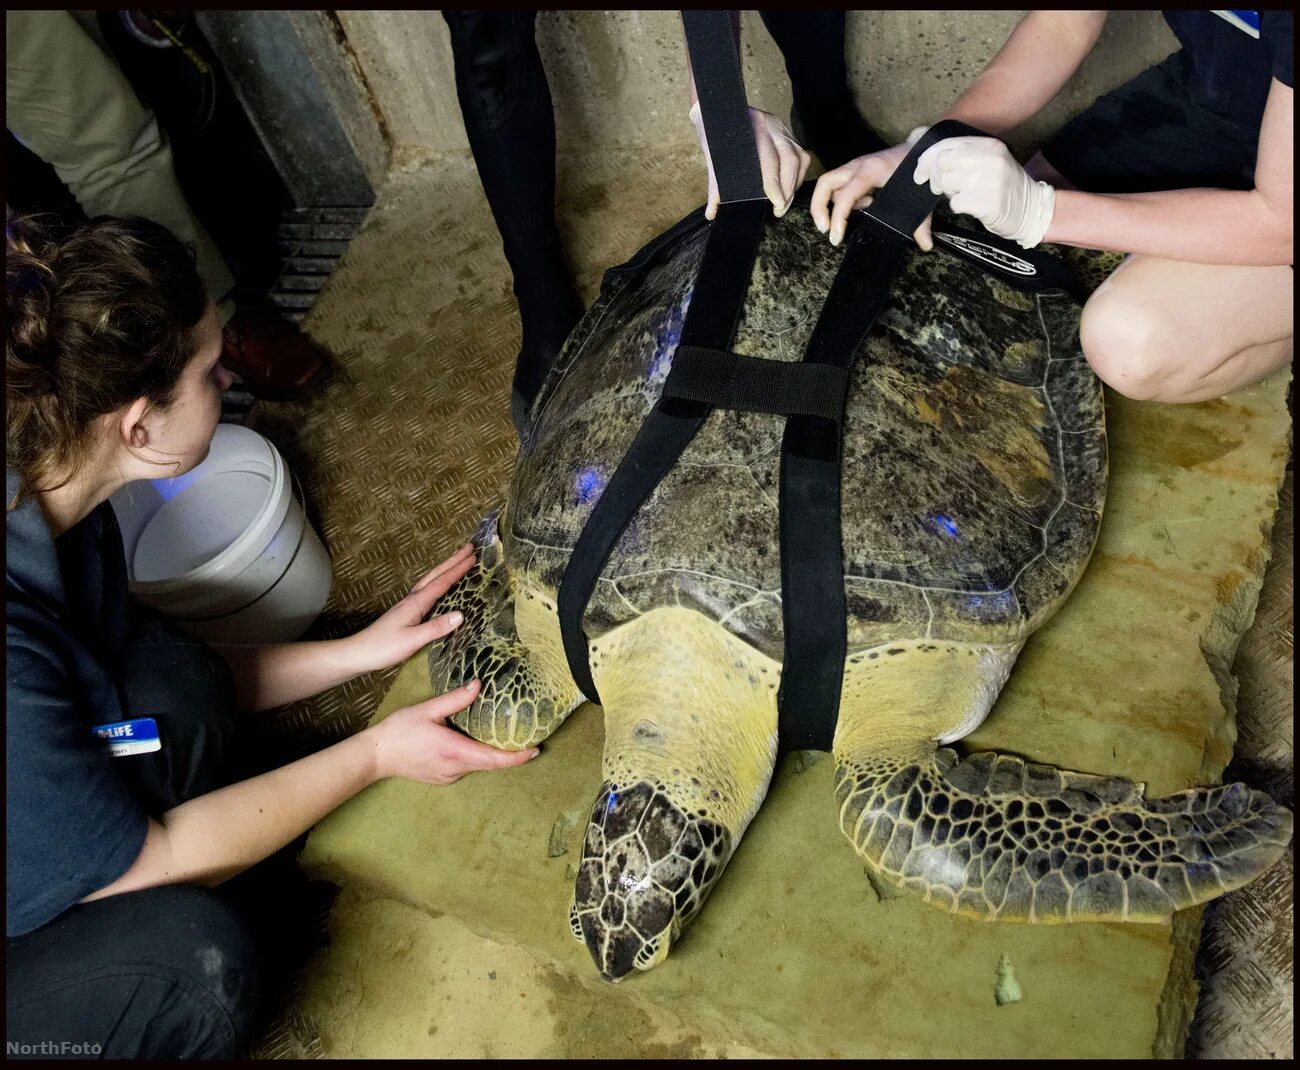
[833,740,1293,923]
[429,509,582,750]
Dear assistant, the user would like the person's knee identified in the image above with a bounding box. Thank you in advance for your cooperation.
[123,617,236,724]
[134,885,266,1057]
[1079,286,1180,401]
[8,885,267,1059]
[117,621,239,805]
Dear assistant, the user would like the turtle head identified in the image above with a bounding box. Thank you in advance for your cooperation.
[569,781,731,982]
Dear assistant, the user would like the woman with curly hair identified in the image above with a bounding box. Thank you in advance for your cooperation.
[5,214,536,1058]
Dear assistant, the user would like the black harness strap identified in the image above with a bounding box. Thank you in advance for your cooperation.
[662,345,850,420]
[558,11,768,703]
[775,229,910,750]
[681,9,765,205]
[929,223,1088,303]
[557,22,1013,752]
[775,119,986,751]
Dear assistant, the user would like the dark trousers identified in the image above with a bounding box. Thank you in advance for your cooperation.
[1039,48,1259,194]
[758,10,888,168]
[443,9,581,415]
[6,616,268,1059]
[440,10,887,419]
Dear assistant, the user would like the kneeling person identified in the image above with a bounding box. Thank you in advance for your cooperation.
[5,215,536,1058]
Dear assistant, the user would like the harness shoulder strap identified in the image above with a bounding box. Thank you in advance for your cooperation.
[558,11,768,703]
[556,45,1076,752]
[775,120,987,751]
[681,9,765,205]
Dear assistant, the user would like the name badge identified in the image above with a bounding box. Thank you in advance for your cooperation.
[91,717,161,757]
[1212,10,1261,38]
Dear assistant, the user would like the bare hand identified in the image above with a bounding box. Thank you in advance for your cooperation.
[345,545,477,675]
[369,681,539,785]
[811,143,934,250]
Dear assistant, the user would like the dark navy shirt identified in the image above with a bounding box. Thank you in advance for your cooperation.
[1163,10,1295,127]
[6,470,149,938]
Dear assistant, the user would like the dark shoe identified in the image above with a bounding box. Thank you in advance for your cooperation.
[222,309,328,402]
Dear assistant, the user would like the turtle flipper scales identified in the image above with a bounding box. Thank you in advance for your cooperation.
[428,508,581,750]
[833,741,1293,923]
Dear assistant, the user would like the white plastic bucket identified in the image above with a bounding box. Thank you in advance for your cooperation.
[109,424,332,644]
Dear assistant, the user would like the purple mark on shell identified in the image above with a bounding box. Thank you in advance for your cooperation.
[574,465,608,506]
[647,284,694,384]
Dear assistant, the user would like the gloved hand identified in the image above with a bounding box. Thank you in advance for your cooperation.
[691,101,811,221]
[912,135,1056,249]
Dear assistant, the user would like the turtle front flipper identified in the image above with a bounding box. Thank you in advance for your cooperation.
[428,509,582,750]
[833,738,1293,923]
[568,606,779,981]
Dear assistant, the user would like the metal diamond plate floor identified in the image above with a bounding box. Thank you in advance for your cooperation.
[241,152,1292,1058]
[1187,470,1293,1060]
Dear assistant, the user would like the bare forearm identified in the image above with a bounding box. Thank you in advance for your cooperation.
[941,11,1107,137]
[161,731,378,881]
[215,546,479,712]
[84,730,382,899]
[1048,187,1294,266]
[216,638,364,712]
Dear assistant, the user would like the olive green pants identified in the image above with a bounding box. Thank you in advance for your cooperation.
[5,10,236,316]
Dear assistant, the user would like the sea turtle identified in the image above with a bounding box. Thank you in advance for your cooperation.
[429,195,1293,982]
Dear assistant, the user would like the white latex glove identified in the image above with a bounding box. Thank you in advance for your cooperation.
[912,135,1056,248]
[690,101,811,221]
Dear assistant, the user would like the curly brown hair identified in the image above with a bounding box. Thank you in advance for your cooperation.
[6,213,209,506]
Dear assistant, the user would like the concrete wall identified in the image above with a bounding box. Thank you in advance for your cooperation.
[197,10,377,205]
[284,11,392,193]
[330,10,1178,167]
